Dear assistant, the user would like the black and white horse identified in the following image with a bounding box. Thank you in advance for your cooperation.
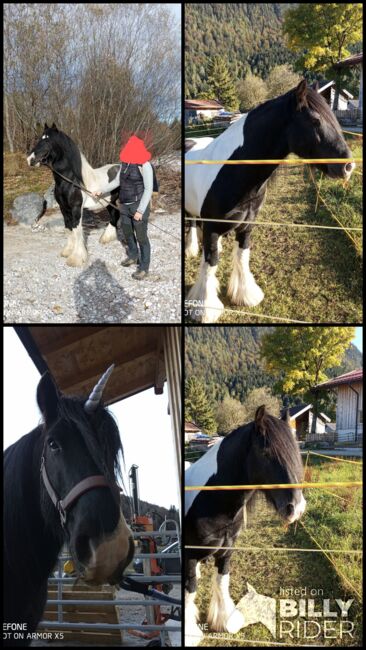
[185,406,306,646]
[185,80,355,322]
[27,124,121,267]
[4,365,134,646]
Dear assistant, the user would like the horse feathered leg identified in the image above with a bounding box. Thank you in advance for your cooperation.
[99,222,117,244]
[185,218,200,257]
[186,227,224,323]
[61,229,75,257]
[66,221,87,267]
[208,558,245,634]
[227,222,264,306]
[185,558,203,647]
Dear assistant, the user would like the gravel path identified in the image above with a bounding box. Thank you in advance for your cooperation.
[4,211,181,323]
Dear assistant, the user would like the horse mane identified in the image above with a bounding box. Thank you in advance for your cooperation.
[56,396,125,487]
[255,409,304,481]
[248,84,343,136]
[305,86,343,134]
[50,128,83,182]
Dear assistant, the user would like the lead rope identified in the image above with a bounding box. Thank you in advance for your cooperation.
[36,162,180,243]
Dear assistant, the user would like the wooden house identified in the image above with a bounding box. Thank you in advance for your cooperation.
[184,99,224,125]
[184,421,202,443]
[280,404,331,441]
[317,80,353,111]
[314,369,363,443]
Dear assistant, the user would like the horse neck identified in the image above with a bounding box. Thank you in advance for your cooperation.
[4,428,63,585]
[245,95,291,180]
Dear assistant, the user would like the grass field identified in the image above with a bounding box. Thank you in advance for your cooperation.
[192,454,362,646]
[185,135,363,324]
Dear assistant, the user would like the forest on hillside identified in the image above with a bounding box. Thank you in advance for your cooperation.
[185,327,362,404]
[185,3,297,97]
[185,3,362,99]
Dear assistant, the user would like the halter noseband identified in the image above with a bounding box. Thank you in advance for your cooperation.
[40,455,113,527]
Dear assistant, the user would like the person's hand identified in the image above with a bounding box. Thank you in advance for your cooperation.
[92,191,102,198]
[134,211,143,221]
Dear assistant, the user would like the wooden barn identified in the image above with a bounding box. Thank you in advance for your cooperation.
[314,369,363,444]
[317,79,353,111]
[280,404,331,441]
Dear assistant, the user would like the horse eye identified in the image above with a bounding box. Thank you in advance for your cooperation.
[311,117,321,127]
[48,439,60,451]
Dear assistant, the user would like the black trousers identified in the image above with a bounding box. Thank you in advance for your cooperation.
[118,201,151,271]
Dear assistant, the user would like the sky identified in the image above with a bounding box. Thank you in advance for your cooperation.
[3,328,180,511]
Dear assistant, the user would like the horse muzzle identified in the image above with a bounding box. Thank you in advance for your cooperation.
[325,161,355,180]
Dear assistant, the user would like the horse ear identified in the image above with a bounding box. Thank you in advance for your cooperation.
[312,80,319,92]
[281,408,291,424]
[295,79,308,110]
[255,405,267,434]
[37,371,60,424]
[51,123,58,131]
[44,123,49,130]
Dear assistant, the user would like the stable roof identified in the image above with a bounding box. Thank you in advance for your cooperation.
[314,368,363,390]
[15,326,166,405]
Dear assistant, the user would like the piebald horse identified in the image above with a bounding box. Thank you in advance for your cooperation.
[185,81,355,322]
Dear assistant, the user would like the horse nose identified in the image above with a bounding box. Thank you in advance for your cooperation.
[286,503,295,518]
[345,161,355,175]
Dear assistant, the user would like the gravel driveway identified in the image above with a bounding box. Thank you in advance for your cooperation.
[4,210,181,324]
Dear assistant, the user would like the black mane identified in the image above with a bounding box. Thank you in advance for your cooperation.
[47,128,83,181]
[254,410,304,481]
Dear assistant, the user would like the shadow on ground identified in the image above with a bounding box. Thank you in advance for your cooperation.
[74,259,132,322]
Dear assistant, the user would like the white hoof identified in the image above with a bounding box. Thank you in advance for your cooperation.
[99,223,117,244]
[188,296,224,323]
[226,608,245,634]
[186,258,224,323]
[66,252,87,267]
[61,244,73,257]
[228,277,264,307]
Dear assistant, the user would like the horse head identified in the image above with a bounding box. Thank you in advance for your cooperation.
[37,366,134,585]
[27,123,59,167]
[286,80,355,180]
[248,405,306,523]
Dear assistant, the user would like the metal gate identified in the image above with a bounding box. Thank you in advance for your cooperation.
[39,522,181,646]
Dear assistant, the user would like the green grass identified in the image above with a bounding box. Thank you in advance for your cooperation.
[185,136,363,324]
[193,456,362,646]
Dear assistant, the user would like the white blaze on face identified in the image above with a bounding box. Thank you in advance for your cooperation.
[185,115,247,217]
[185,438,222,515]
[83,513,132,584]
[287,493,307,523]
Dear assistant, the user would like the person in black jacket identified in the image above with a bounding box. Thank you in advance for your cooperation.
[118,135,153,280]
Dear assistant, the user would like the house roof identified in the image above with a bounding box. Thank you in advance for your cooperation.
[185,421,201,433]
[185,99,224,110]
[317,80,353,99]
[334,52,363,68]
[281,404,330,422]
[314,368,363,390]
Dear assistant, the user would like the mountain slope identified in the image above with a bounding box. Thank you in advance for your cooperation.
[185,327,362,403]
[185,3,296,97]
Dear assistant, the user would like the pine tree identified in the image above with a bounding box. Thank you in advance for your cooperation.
[185,376,217,435]
[201,56,239,110]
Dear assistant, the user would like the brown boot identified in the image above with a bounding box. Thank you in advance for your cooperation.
[132,270,148,280]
